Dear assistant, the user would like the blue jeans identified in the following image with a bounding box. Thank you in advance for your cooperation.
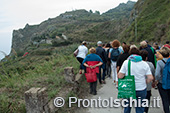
[124,88,147,113]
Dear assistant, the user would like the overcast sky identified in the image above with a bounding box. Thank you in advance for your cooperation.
[0,0,137,60]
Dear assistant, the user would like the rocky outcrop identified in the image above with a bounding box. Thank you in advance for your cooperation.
[25,87,48,113]
[24,67,83,113]
[11,2,136,54]
[64,67,75,83]
[12,30,25,50]
[11,24,39,52]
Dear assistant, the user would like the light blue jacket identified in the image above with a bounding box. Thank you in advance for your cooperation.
[155,58,168,83]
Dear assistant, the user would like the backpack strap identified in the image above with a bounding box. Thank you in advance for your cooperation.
[150,47,155,54]
[162,59,166,64]
[112,48,120,54]
[117,48,120,54]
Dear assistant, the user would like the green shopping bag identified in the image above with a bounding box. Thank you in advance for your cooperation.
[118,60,136,99]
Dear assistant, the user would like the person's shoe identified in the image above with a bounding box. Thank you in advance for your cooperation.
[102,80,106,84]
[93,92,97,95]
[90,91,93,94]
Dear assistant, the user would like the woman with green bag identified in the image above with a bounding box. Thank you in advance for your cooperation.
[118,47,153,113]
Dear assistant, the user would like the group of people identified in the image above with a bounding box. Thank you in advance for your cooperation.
[74,40,170,113]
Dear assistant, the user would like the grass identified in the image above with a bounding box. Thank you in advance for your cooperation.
[0,35,103,113]
[121,0,170,43]
[0,44,83,112]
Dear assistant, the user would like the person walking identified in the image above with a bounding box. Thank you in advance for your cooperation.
[140,50,155,113]
[140,41,156,68]
[118,47,153,113]
[163,41,170,49]
[104,43,112,78]
[155,47,170,113]
[108,40,121,86]
[153,42,160,52]
[83,47,103,95]
[76,41,88,74]
[117,44,130,73]
[96,41,107,84]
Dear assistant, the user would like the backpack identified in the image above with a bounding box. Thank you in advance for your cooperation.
[162,58,170,89]
[73,49,79,57]
[111,48,120,61]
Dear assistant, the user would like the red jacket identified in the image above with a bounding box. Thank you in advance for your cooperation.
[86,61,100,73]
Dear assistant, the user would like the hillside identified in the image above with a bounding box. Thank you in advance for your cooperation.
[2,0,170,112]
[0,2,137,112]
[120,0,170,44]
[11,1,136,54]
[0,44,91,112]
[102,1,135,20]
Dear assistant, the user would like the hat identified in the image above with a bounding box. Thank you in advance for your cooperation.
[97,41,102,45]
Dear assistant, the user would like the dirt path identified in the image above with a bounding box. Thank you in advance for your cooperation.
[76,78,164,113]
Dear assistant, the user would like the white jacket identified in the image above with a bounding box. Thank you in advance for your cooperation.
[76,45,88,59]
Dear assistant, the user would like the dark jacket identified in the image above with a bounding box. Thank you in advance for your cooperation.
[96,46,107,63]
[117,52,129,69]
[142,47,156,67]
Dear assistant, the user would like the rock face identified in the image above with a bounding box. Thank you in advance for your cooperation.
[24,67,84,113]
[25,87,48,113]
[11,23,40,52]
[12,30,25,50]
[64,67,75,83]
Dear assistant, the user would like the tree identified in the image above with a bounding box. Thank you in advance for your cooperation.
[89,10,93,13]
[95,11,100,15]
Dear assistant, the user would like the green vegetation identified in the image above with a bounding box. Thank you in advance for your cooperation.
[102,1,135,20]
[3,0,170,112]
[11,1,135,51]
[0,44,86,112]
[52,39,72,47]
[121,0,170,44]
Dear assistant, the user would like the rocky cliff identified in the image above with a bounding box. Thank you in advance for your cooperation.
[11,1,136,53]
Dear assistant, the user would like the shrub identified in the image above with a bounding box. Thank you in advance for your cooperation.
[31,49,52,55]
[16,50,25,57]
[52,39,72,47]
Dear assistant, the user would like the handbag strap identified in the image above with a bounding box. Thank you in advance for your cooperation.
[128,60,131,76]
